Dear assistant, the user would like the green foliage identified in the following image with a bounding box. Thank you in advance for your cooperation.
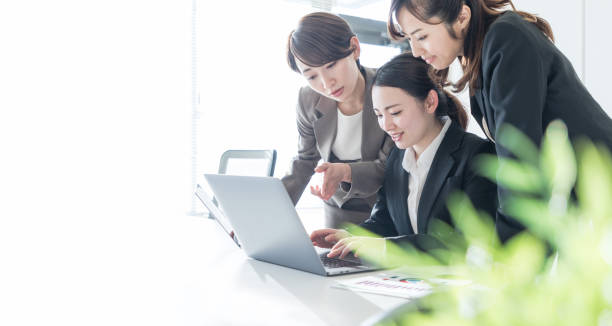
[355,120,612,325]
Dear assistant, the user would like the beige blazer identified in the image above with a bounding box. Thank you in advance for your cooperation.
[281,67,394,209]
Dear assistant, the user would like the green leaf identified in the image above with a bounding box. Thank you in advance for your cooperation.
[540,120,576,201]
[498,233,546,285]
[475,154,546,195]
[504,196,562,245]
[576,139,612,224]
[345,225,442,268]
[346,120,612,326]
[497,124,540,167]
[447,192,498,249]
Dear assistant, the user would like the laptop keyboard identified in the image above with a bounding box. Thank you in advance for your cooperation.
[320,255,361,268]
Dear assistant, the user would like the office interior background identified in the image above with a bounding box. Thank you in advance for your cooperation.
[1,0,611,324]
[195,0,612,210]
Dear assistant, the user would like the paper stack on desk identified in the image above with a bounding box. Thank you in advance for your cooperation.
[333,273,472,299]
[333,273,433,299]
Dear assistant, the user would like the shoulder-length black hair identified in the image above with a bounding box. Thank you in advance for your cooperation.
[287,12,360,72]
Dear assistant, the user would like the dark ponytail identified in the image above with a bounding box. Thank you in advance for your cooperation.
[436,89,468,130]
[374,52,468,130]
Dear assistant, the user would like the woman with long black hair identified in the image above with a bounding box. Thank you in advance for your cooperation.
[388,0,612,242]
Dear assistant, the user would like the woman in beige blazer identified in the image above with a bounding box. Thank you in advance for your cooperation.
[282,12,394,228]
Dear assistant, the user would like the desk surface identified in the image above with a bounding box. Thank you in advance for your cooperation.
[178,216,408,326]
[2,209,409,326]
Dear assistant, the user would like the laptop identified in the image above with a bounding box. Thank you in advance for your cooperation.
[202,174,379,276]
[195,184,241,248]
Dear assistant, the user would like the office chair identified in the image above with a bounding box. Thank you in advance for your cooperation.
[218,149,277,177]
[207,149,277,218]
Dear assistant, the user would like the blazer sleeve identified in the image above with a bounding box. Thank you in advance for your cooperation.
[481,21,549,241]
[281,91,321,205]
[462,140,498,222]
[340,134,395,200]
[359,181,400,237]
[483,21,548,145]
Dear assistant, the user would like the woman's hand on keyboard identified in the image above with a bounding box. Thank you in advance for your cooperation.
[327,236,385,259]
[310,228,350,248]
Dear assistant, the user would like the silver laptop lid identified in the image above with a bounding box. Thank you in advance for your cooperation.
[204,174,326,275]
[195,185,241,248]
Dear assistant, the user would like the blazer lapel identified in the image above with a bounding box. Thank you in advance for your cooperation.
[391,149,414,235]
[416,123,462,234]
[470,95,484,129]
[472,89,496,142]
[360,67,384,160]
[313,96,337,162]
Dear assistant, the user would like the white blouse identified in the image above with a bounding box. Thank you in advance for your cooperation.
[331,108,363,161]
[402,118,451,234]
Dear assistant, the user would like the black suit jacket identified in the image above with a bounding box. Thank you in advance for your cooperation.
[360,122,497,251]
[470,12,612,242]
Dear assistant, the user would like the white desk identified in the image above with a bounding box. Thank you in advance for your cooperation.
[1,209,408,326]
[178,216,408,326]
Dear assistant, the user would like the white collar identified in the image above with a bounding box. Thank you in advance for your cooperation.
[402,117,452,174]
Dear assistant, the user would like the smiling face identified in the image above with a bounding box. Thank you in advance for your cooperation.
[395,6,469,70]
[372,85,440,152]
[295,37,362,102]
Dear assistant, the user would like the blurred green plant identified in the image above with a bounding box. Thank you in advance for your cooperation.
[351,120,612,326]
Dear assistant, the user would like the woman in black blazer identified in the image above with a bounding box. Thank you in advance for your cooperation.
[388,0,612,242]
[310,54,497,258]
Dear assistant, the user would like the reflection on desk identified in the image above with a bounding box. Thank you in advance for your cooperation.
[2,206,411,326]
[183,217,408,326]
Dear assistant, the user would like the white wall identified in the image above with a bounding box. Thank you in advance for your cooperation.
[0,2,193,324]
[513,0,612,117]
[585,0,612,116]
[513,0,585,79]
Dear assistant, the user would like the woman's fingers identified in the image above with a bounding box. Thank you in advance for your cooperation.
[324,233,338,243]
[320,164,346,199]
[310,229,341,248]
[327,237,369,258]
[329,237,357,258]
[314,163,350,200]
[309,185,324,199]
[309,185,318,195]
[340,244,356,259]
[314,162,329,173]
[321,174,337,199]
[328,239,347,258]
[321,178,336,200]
[324,229,349,243]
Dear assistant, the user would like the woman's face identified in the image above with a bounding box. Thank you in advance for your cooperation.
[295,38,361,102]
[372,85,438,150]
[396,6,468,70]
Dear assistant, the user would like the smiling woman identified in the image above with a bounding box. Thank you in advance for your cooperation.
[310,53,496,259]
[386,0,612,243]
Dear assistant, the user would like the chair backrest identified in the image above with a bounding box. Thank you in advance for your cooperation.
[218,149,277,177]
[206,149,277,219]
